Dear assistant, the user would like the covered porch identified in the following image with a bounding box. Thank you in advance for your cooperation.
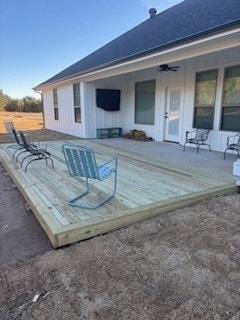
[0,138,238,248]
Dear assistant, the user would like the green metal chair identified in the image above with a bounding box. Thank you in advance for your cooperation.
[62,144,117,209]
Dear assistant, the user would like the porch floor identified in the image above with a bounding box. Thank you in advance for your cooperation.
[0,138,238,248]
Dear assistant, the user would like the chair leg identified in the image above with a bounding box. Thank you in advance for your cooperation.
[68,178,90,207]
[23,155,54,172]
[196,143,211,154]
[196,144,199,154]
[46,157,54,169]
[183,142,199,153]
[16,150,29,162]
[206,143,211,152]
[68,172,117,209]
[224,148,239,160]
[13,148,24,160]
[223,149,227,159]
[21,154,33,167]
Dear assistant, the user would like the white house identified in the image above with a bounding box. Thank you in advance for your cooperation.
[34,0,240,152]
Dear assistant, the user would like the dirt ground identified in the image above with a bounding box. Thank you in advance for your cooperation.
[0,129,240,319]
[0,111,44,134]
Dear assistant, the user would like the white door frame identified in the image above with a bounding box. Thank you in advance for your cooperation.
[164,86,183,143]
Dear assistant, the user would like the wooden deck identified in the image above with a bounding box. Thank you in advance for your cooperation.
[0,139,237,248]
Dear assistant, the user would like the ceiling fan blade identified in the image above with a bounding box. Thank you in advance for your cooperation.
[158,64,180,72]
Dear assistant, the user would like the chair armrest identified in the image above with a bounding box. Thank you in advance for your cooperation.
[227,133,240,146]
[186,130,196,134]
[99,157,117,170]
[185,130,196,140]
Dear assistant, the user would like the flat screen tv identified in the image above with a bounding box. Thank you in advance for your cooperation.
[96,89,120,111]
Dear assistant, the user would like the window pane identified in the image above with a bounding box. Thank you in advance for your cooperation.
[222,66,240,106]
[73,83,80,106]
[194,107,214,129]
[74,107,81,123]
[221,107,240,131]
[53,89,58,106]
[54,108,59,120]
[135,80,155,125]
[168,90,180,136]
[194,70,218,106]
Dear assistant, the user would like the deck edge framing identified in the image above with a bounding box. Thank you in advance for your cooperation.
[56,182,237,247]
[0,149,59,247]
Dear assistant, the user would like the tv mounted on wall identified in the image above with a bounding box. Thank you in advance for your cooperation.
[96,89,120,111]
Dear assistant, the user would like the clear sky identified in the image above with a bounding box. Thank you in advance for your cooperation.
[0,0,183,99]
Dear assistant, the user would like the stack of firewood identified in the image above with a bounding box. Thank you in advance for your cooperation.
[123,129,152,141]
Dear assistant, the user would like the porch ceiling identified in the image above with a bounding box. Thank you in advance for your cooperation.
[0,139,238,248]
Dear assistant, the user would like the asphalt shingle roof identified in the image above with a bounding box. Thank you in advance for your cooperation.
[39,0,240,87]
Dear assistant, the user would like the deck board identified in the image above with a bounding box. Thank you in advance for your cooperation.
[0,139,237,247]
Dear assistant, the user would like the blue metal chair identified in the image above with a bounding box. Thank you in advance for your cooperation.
[62,144,117,209]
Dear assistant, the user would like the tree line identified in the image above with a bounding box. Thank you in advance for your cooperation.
[0,89,42,113]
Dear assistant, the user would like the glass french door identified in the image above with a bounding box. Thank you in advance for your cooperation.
[165,87,183,143]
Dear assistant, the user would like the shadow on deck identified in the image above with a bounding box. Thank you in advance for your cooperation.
[0,139,238,248]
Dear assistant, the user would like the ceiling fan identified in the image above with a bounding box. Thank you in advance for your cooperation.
[158,64,180,72]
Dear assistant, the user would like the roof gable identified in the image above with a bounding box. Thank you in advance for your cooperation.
[39,0,240,87]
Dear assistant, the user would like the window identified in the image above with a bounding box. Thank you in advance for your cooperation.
[135,80,155,125]
[73,83,81,123]
[221,66,240,131]
[193,70,218,129]
[53,88,59,120]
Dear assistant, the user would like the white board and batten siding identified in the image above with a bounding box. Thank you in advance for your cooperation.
[43,84,86,138]
[42,46,240,152]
